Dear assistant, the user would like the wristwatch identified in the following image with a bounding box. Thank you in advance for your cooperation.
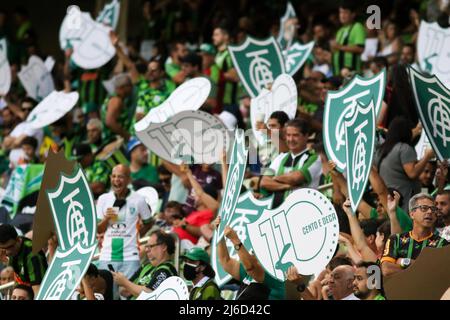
[234,242,243,251]
[296,283,306,293]
[400,258,411,269]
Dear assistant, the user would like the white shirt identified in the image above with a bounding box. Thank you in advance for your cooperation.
[97,190,152,262]
[341,293,360,300]
[269,149,322,189]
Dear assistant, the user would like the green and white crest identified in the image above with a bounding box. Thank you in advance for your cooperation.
[229,36,285,98]
[216,130,248,242]
[96,0,121,30]
[345,100,376,213]
[409,66,450,161]
[247,189,339,280]
[37,166,97,300]
[46,166,97,250]
[323,69,385,172]
[417,21,450,88]
[277,2,296,50]
[283,41,314,76]
[212,191,273,287]
[36,244,96,300]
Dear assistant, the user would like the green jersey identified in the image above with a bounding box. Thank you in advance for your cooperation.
[131,164,159,184]
[84,160,111,186]
[215,49,238,107]
[332,22,366,75]
[189,277,221,300]
[100,89,137,142]
[9,237,48,286]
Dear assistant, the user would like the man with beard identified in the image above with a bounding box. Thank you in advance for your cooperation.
[381,193,449,277]
[436,190,450,241]
[353,262,385,300]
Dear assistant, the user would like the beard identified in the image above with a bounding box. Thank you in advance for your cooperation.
[354,288,370,299]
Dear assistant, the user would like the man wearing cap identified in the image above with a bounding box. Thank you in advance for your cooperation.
[180,52,217,112]
[128,137,159,185]
[183,247,221,300]
[199,43,220,87]
[72,143,111,199]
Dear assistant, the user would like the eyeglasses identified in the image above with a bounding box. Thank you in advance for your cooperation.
[411,205,438,213]
[146,242,163,249]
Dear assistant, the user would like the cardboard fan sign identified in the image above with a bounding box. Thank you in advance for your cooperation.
[136,277,189,300]
[212,192,274,287]
[384,245,450,300]
[25,91,79,129]
[247,188,339,280]
[18,55,55,101]
[59,6,115,69]
[215,130,249,243]
[33,151,97,300]
[251,73,297,146]
[417,21,450,89]
[323,69,386,172]
[409,67,450,161]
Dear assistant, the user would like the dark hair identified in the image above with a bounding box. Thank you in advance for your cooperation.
[13,284,34,300]
[21,136,38,149]
[436,190,450,200]
[169,40,185,54]
[403,43,416,55]
[269,111,289,127]
[312,142,326,155]
[285,119,310,135]
[200,262,216,278]
[355,261,385,295]
[360,219,378,237]
[150,230,175,255]
[181,52,202,70]
[0,224,18,244]
[165,201,185,217]
[86,263,99,278]
[339,0,358,12]
[377,117,413,169]
[371,56,388,69]
[376,219,391,239]
[328,256,353,270]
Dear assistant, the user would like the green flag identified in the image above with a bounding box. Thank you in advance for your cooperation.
[284,41,314,76]
[36,166,97,300]
[228,36,285,98]
[345,100,376,213]
[1,164,44,220]
[323,69,386,172]
[211,191,273,287]
[409,66,450,161]
[216,130,248,243]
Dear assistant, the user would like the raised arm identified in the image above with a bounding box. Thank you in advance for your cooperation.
[110,31,140,84]
[342,200,378,262]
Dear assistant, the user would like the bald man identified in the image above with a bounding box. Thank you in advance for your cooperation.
[96,164,153,299]
[328,265,359,300]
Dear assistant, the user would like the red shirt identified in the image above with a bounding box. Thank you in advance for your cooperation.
[173,209,214,244]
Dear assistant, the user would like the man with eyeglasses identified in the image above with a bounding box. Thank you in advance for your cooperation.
[381,193,449,277]
[111,230,177,299]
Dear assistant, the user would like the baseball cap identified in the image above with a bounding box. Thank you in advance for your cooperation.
[183,247,210,264]
[127,137,143,155]
[199,43,216,56]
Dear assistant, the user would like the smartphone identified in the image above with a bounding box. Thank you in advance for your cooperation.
[107,264,115,272]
